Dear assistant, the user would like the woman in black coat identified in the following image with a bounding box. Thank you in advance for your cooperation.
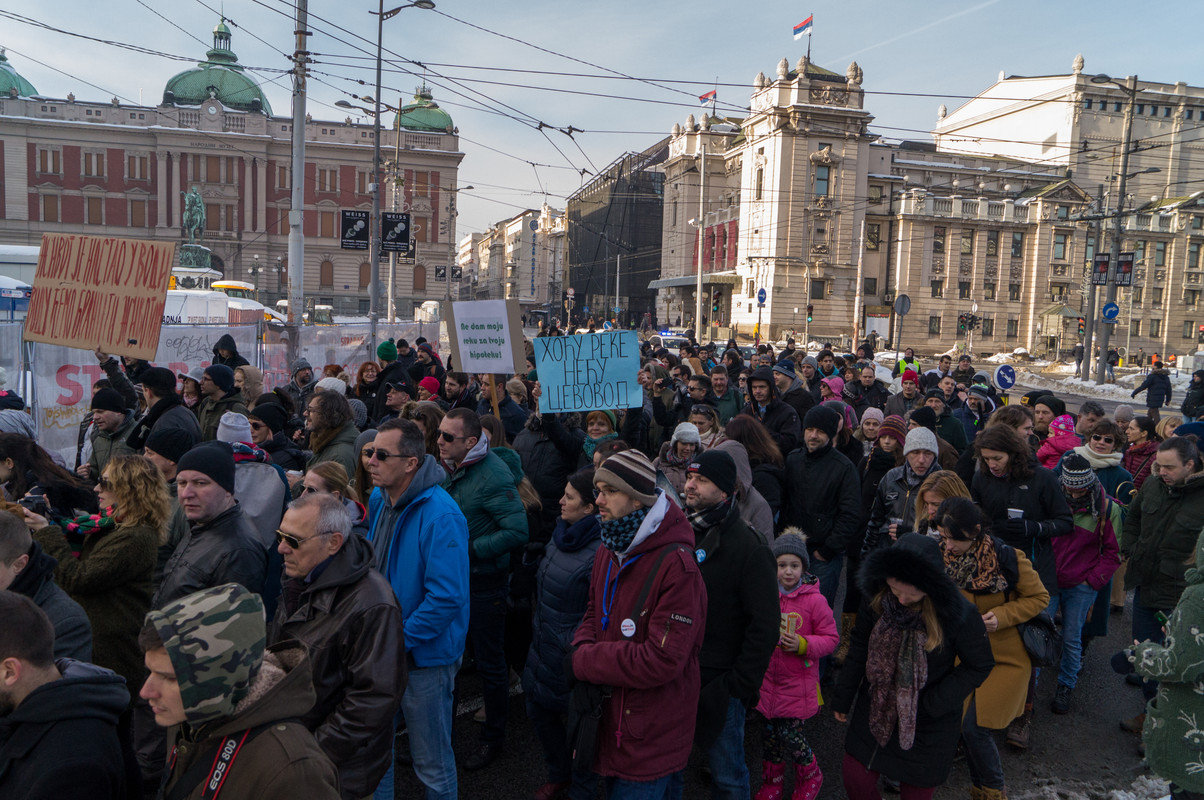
[830,534,994,797]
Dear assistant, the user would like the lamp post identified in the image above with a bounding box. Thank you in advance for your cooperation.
[366,0,435,355]
[1091,73,1138,383]
[444,184,472,312]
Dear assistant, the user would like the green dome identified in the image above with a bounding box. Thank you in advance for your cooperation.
[393,86,454,134]
[0,49,38,98]
[162,19,272,114]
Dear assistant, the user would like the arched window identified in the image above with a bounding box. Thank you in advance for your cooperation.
[359,262,371,289]
[413,265,426,292]
[320,260,334,287]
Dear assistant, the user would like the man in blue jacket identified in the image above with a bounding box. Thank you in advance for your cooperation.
[367,418,470,800]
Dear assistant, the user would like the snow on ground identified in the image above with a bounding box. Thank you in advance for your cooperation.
[1012,774,1168,800]
[1014,364,1195,402]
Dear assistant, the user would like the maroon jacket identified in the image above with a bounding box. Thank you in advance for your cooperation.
[571,496,708,782]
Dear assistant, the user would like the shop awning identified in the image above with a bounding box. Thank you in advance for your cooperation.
[647,271,741,289]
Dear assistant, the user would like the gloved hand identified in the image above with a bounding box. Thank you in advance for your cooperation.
[1004,518,1038,539]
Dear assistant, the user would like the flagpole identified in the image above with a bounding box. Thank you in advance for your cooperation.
[806,17,812,61]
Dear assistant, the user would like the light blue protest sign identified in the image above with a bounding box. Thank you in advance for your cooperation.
[533,330,641,413]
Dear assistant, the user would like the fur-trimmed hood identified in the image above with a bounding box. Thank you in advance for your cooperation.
[856,532,964,623]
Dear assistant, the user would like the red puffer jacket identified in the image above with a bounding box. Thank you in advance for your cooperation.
[756,578,839,722]
[571,496,708,782]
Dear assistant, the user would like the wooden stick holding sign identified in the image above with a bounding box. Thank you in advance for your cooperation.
[445,297,524,379]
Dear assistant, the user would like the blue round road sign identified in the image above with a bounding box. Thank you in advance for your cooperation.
[1102,302,1120,321]
[757,288,767,304]
[993,364,1017,391]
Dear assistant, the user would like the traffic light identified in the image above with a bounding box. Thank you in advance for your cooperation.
[958,313,968,332]
[967,314,979,331]
[1077,317,1085,336]
[806,304,813,323]
[711,289,721,314]
[1197,324,1204,344]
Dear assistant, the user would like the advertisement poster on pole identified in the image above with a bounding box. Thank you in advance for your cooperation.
[445,299,525,374]
[532,330,641,414]
[23,233,176,360]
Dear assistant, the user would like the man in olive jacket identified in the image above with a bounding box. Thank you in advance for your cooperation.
[195,364,249,442]
[439,408,528,770]
[267,493,406,800]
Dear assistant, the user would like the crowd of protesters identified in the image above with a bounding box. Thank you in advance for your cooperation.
[0,326,1202,800]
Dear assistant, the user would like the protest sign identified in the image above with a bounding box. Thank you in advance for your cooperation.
[445,299,524,374]
[24,233,175,360]
[532,330,641,413]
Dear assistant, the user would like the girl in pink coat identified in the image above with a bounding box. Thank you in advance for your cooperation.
[1037,414,1080,470]
[754,530,840,800]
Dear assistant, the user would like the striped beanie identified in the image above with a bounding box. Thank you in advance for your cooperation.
[594,449,658,507]
[878,414,908,445]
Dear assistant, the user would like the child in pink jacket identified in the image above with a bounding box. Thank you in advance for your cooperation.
[1037,413,1080,470]
[754,530,840,800]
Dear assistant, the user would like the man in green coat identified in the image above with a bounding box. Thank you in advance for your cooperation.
[81,388,138,482]
[438,408,527,771]
[195,365,248,442]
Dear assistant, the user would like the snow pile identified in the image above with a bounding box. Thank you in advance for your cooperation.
[1013,366,1196,402]
[1011,774,1168,800]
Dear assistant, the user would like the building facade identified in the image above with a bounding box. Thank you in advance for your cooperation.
[465,204,565,314]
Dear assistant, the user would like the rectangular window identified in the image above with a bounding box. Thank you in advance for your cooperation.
[960,229,974,255]
[986,230,1000,257]
[814,165,831,197]
[37,148,61,174]
[358,298,370,314]
[127,155,149,180]
[129,199,146,228]
[863,277,878,295]
[277,165,290,190]
[958,281,971,299]
[226,157,236,185]
[1133,287,1144,305]
[1114,101,1122,112]
[868,185,883,205]
[1056,205,1069,220]
[1154,241,1166,267]
[930,279,944,298]
[1008,283,1021,301]
[928,315,941,335]
[982,317,995,336]
[356,171,370,195]
[317,168,336,193]
[1006,318,1019,338]
[82,151,105,178]
[1053,233,1067,261]
[1185,321,1196,340]
[1132,319,1142,336]
[1136,104,1145,115]
[205,203,219,232]
[983,281,996,300]
[1190,243,1201,268]
[1194,217,1203,231]
[1188,290,1201,307]
[1084,98,1093,110]
[809,281,825,300]
[1011,232,1024,258]
[755,168,764,200]
[933,226,946,254]
[1153,287,1164,306]
[86,197,103,225]
[865,223,880,251]
[1051,284,1067,302]
[1086,234,1096,262]
[206,156,221,184]
[414,171,430,196]
[414,216,428,244]
[1189,110,1196,121]
[41,195,59,222]
[319,211,336,238]
[1151,318,1162,337]
[1136,241,1147,263]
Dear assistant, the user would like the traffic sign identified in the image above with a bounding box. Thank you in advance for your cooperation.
[1102,302,1120,321]
[613,306,622,313]
[566,287,575,297]
[893,294,911,316]
[340,210,370,250]
[993,364,1017,391]
[757,288,767,305]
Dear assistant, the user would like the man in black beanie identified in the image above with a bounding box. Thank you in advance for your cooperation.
[682,450,777,795]
[154,441,266,609]
[197,364,248,443]
[79,387,138,482]
[1033,394,1066,443]
[127,367,201,453]
[247,403,306,472]
[780,405,860,614]
[144,428,199,585]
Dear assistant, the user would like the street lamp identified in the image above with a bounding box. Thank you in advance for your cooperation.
[366,0,435,354]
[1090,73,1138,383]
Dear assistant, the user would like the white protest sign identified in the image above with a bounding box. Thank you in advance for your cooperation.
[446,299,524,374]
[532,330,641,413]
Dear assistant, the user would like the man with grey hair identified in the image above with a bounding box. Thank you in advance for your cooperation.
[268,492,406,800]
[1112,403,1135,428]
[1075,400,1107,438]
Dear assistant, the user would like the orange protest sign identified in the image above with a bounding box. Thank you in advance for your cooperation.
[23,233,176,361]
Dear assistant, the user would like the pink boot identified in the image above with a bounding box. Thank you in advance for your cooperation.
[791,759,823,800]
[754,761,786,800]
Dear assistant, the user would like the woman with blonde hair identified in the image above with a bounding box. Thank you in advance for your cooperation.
[300,461,369,537]
[913,470,972,539]
[25,454,168,703]
[234,365,264,405]
[1155,415,1182,442]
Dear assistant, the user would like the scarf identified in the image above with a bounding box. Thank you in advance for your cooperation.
[1066,482,1103,518]
[865,591,928,750]
[182,394,199,409]
[583,431,618,459]
[687,496,733,535]
[663,444,695,467]
[943,535,1009,594]
[599,506,650,555]
[1072,445,1123,471]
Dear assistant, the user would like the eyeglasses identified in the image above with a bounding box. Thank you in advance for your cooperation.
[439,431,469,443]
[98,476,113,490]
[275,529,334,549]
[1090,435,1115,445]
[363,448,402,461]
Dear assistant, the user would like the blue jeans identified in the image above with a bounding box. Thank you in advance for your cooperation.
[1047,582,1097,688]
[470,583,510,744]
[526,696,598,800]
[604,771,684,800]
[1132,587,1169,701]
[374,658,461,800]
[808,551,843,627]
[961,699,1004,790]
[705,696,749,800]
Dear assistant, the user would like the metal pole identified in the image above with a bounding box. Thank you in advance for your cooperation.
[804,268,811,345]
[388,99,403,323]
[614,253,620,326]
[694,142,706,337]
[852,218,865,345]
[1080,185,1105,379]
[1095,74,1137,383]
[287,0,308,330]
[368,0,384,354]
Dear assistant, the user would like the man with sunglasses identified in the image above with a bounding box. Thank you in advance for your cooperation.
[438,408,528,771]
[365,418,469,800]
[268,492,405,800]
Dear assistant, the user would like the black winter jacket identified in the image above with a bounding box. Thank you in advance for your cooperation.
[211,333,250,369]
[780,442,861,560]
[1132,368,1174,409]
[8,541,92,661]
[1122,470,1204,610]
[261,431,307,472]
[1181,375,1204,419]
[154,502,268,609]
[862,461,942,554]
[513,413,581,537]
[742,367,801,455]
[368,361,409,424]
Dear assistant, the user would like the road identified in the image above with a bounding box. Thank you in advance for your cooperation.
[390,595,1152,799]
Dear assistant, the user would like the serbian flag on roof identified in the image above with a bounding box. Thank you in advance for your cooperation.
[793,15,813,39]
[698,90,717,106]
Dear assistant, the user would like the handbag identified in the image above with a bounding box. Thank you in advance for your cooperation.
[1017,610,1062,668]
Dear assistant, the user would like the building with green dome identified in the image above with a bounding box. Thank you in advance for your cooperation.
[162,20,272,114]
[0,49,38,98]
[394,86,454,134]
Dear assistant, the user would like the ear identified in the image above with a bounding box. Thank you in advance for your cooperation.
[327,531,345,555]
[0,656,23,688]
[11,553,30,574]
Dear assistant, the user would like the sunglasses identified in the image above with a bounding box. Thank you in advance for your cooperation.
[363,448,403,461]
[439,431,469,443]
[98,476,113,490]
[1090,435,1115,444]
[249,421,267,430]
[275,529,334,549]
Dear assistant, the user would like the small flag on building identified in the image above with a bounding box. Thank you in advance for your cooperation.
[793,15,813,39]
[698,90,717,106]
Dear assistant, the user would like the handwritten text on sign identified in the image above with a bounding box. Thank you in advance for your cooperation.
[451,299,520,373]
[533,331,641,413]
[24,233,176,361]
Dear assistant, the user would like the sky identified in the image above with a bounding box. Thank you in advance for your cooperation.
[5,0,1204,236]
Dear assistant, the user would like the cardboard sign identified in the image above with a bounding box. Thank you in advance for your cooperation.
[533,330,640,413]
[24,233,175,360]
[445,299,525,374]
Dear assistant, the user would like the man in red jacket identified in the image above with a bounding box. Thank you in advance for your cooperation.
[570,449,708,798]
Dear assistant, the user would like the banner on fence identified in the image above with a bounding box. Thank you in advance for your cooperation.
[260,322,433,392]
[446,299,524,375]
[532,330,640,414]
[32,324,257,465]
[24,233,175,360]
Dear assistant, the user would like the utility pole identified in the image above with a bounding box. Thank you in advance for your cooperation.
[388,110,403,323]
[852,218,866,345]
[287,0,309,333]
[1080,185,1104,379]
[367,0,387,354]
[694,142,706,338]
[1095,74,1138,383]
[614,253,620,325]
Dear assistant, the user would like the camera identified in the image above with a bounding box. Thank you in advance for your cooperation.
[18,492,51,519]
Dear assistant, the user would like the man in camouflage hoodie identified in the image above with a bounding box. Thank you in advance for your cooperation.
[139,583,340,800]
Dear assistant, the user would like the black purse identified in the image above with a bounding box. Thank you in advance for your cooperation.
[1017,609,1062,668]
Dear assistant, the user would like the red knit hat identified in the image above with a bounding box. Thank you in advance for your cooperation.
[418,376,441,395]
[901,369,920,386]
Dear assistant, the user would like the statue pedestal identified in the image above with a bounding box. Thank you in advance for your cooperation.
[178,244,212,271]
